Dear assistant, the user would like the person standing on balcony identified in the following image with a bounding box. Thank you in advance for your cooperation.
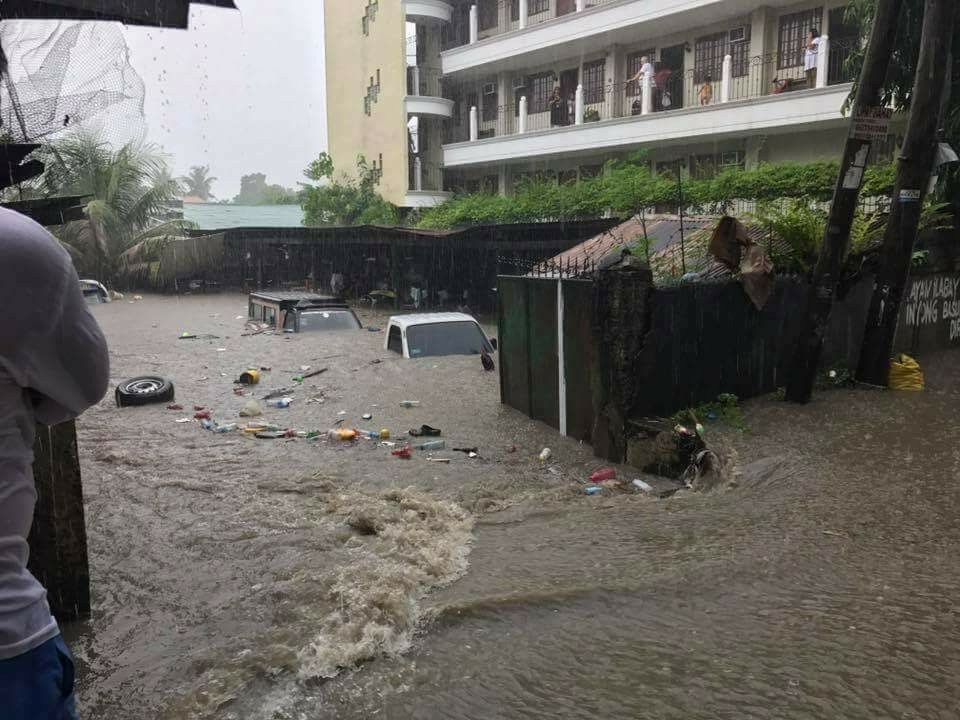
[698,75,714,105]
[804,28,821,88]
[0,208,109,719]
[549,86,564,127]
[627,55,656,95]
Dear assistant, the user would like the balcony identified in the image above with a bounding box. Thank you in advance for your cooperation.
[443,41,855,167]
[406,158,451,207]
[404,0,453,24]
[441,0,804,75]
[406,66,455,119]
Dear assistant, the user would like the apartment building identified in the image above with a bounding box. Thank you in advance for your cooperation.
[325,1,889,207]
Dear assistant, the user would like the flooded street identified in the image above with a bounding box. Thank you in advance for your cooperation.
[70,294,960,719]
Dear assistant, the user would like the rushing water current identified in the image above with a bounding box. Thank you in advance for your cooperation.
[68,295,960,719]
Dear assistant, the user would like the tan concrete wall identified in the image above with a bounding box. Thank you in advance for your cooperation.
[325,0,408,205]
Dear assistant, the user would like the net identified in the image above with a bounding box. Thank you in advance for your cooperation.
[0,20,146,147]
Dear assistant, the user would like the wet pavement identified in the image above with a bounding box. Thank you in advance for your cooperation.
[69,294,960,719]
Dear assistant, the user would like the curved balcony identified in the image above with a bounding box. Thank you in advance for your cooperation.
[404,0,452,24]
[405,67,454,119]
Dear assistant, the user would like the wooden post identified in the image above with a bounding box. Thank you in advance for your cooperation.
[785,0,903,403]
[27,421,90,623]
[857,0,955,385]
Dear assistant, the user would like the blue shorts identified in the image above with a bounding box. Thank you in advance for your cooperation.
[0,634,78,719]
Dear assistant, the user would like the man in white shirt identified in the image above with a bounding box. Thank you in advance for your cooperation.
[0,208,109,718]
[804,28,822,88]
[627,55,657,93]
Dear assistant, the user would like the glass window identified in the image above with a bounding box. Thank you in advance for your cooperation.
[264,307,276,326]
[387,325,403,354]
[582,59,605,104]
[778,8,822,69]
[296,310,361,332]
[482,79,498,122]
[248,300,257,319]
[405,321,493,358]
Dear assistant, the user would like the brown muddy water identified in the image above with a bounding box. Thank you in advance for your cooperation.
[68,294,960,719]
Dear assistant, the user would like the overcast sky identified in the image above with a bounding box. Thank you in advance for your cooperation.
[123,0,327,201]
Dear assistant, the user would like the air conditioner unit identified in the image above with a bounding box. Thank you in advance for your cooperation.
[729,26,748,43]
[511,77,526,90]
[483,83,497,95]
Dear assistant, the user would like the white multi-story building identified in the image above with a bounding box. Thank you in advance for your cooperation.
[325,1,894,207]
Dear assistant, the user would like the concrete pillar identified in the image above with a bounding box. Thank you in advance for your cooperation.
[519,0,528,29]
[519,95,528,133]
[576,0,584,10]
[641,72,653,115]
[608,44,624,119]
[469,4,478,43]
[497,165,509,195]
[575,84,584,125]
[816,34,829,89]
[411,66,421,97]
[749,6,771,93]
[721,54,732,102]
[414,156,423,190]
[469,105,479,141]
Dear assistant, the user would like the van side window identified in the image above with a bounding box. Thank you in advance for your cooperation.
[283,311,296,332]
[387,326,403,354]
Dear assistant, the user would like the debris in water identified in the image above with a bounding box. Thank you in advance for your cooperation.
[584,486,602,495]
[391,444,412,459]
[175,418,191,423]
[589,468,616,483]
[239,400,263,417]
[539,448,552,463]
[631,478,654,493]
[362,413,373,421]
[167,404,183,411]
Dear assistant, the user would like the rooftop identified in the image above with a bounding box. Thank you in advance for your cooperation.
[184,203,304,230]
[388,312,479,327]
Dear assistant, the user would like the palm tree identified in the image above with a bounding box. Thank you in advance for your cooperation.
[40,131,183,280]
[181,165,217,201]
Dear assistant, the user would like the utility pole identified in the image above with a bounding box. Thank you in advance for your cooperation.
[785,0,903,403]
[856,0,956,385]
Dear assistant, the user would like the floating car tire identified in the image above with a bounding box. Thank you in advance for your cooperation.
[115,376,175,407]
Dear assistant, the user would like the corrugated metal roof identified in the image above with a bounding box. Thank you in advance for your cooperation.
[183,203,304,230]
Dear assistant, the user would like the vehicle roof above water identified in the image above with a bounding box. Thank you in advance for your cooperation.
[387,313,480,329]
[249,291,348,308]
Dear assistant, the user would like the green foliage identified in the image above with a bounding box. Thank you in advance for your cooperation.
[181,165,216,201]
[233,172,300,205]
[300,154,400,227]
[416,158,897,229]
[753,199,828,271]
[40,131,182,280]
[673,393,747,433]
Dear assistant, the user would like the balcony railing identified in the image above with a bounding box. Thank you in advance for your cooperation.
[407,66,445,98]
[444,38,856,144]
[445,0,652,51]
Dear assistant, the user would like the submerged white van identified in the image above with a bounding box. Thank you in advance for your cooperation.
[384,313,495,359]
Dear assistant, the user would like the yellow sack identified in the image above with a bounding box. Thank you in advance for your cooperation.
[888,354,924,391]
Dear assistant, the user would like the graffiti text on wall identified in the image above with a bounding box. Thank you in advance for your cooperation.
[902,275,960,342]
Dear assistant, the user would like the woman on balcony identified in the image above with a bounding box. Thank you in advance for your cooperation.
[804,28,821,89]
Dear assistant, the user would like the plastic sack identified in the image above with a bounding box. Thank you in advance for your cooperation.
[888,354,924,391]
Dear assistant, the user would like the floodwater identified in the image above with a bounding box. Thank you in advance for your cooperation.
[68,294,960,719]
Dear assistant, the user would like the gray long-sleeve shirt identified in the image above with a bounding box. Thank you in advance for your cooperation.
[0,208,109,659]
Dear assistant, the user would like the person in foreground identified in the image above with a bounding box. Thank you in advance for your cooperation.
[0,208,110,718]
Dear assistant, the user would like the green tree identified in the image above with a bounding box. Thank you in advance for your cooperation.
[181,165,217,201]
[233,172,300,205]
[300,153,399,226]
[40,131,183,280]
[845,0,960,198]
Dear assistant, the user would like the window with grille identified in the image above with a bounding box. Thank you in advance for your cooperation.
[582,59,605,104]
[626,49,655,97]
[579,164,602,179]
[479,0,497,30]
[694,32,726,84]
[512,0,549,21]
[778,8,822,69]
[730,25,751,77]
[558,169,578,185]
[691,151,744,180]
[528,72,555,113]
[482,79,498,122]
